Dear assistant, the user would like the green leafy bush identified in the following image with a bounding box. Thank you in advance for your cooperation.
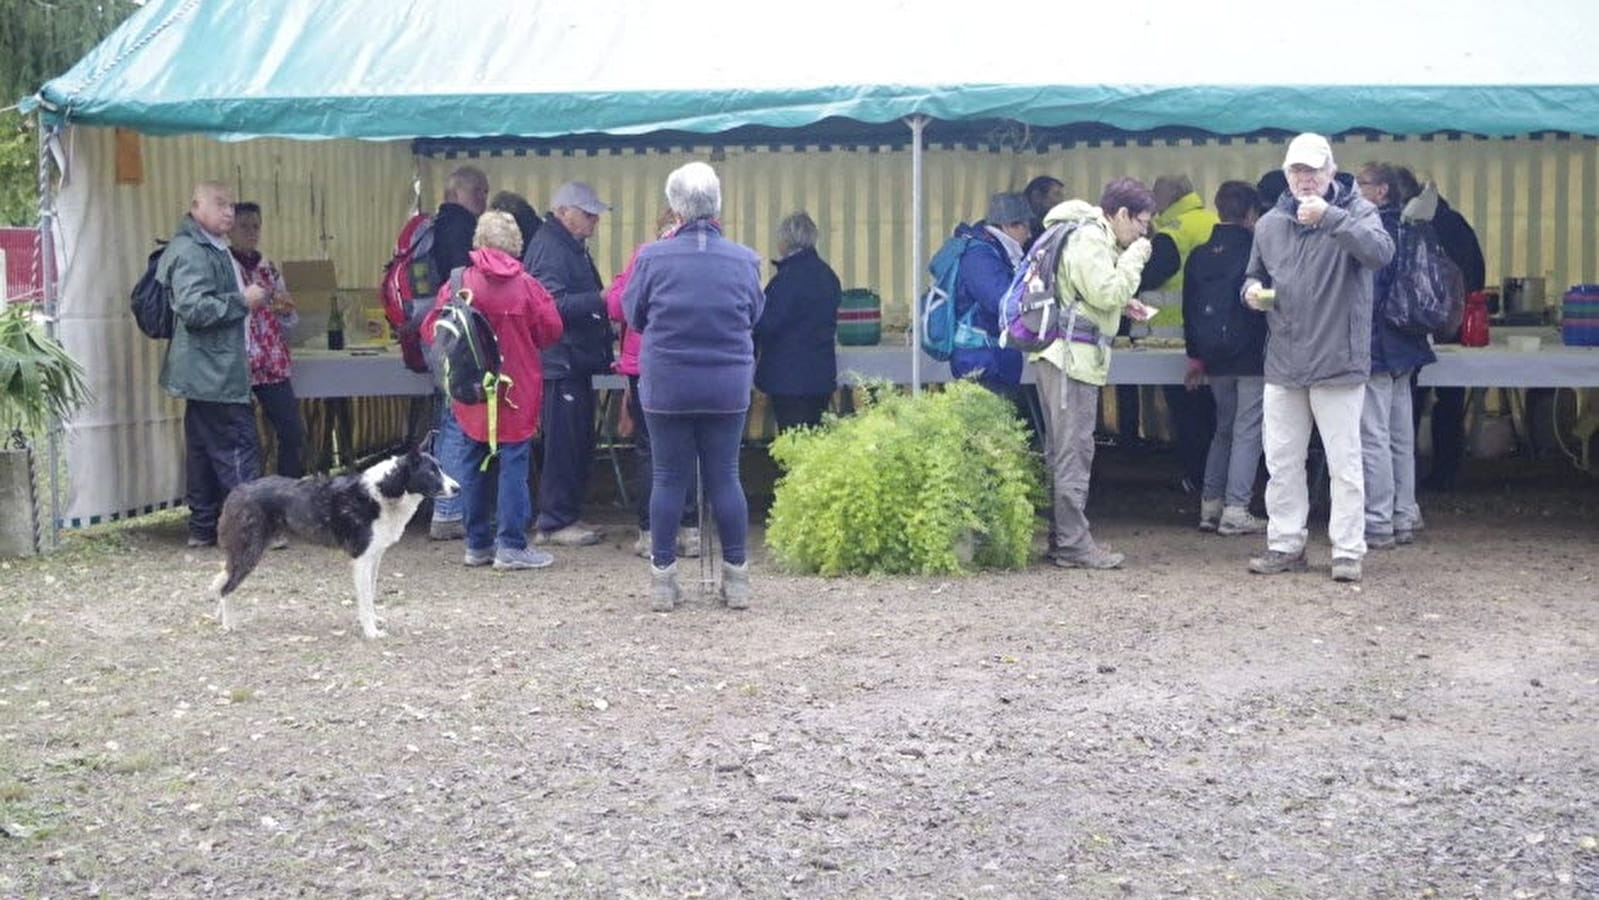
[765,379,1043,575]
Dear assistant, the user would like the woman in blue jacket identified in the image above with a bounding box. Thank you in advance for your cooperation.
[754,211,842,431]
[623,162,767,613]
[949,192,1032,395]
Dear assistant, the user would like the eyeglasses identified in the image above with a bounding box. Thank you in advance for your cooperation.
[1356,179,1379,187]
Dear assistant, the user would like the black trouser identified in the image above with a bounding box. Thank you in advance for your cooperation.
[1167,384,1216,490]
[535,375,596,533]
[252,379,305,478]
[1116,384,1142,444]
[768,392,832,433]
[1414,382,1465,489]
[626,375,697,532]
[184,400,261,540]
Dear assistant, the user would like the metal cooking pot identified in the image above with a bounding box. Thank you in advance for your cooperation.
[1501,277,1547,317]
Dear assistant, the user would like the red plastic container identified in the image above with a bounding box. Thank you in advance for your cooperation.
[1460,291,1491,347]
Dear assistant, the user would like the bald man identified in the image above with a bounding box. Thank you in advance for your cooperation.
[157,181,268,547]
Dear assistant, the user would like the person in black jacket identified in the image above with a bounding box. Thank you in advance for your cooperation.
[490,190,541,260]
[523,181,614,547]
[754,211,842,432]
[1395,166,1485,492]
[426,166,489,541]
[1183,181,1268,535]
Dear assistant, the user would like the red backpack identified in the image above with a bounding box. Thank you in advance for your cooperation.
[379,212,439,372]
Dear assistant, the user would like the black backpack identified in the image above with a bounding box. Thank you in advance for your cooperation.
[1183,230,1265,366]
[1386,220,1465,340]
[430,269,513,460]
[130,240,173,339]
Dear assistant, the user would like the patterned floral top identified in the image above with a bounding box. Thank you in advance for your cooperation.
[232,249,297,385]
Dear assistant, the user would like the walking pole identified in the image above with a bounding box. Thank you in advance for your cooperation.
[697,457,715,595]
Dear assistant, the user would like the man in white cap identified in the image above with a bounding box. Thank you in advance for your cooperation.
[522,181,614,547]
[1241,133,1394,583]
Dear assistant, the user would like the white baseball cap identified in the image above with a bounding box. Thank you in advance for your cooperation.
[1283,133,1334,169]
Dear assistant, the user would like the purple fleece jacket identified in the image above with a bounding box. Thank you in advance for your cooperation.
[622,219,766,415]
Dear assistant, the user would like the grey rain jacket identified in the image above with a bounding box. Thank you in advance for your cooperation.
[1244,179,1394,388]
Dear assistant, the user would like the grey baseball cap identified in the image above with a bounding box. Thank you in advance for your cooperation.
[550,181,610,215]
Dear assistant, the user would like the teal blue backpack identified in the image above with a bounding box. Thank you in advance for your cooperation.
[918,226,999,362]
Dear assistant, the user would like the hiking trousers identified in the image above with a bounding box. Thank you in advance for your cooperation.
[1202,375,1265,508]
[1362,370,1421,537]
[1263,382,1366,559]
[1033,362,1102,559]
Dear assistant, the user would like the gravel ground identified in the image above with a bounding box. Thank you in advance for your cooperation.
[2,453,1597,898]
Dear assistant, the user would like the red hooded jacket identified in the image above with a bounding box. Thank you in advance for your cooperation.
[423,247,564,444]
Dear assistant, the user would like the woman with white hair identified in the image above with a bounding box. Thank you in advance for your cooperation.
[622,162,766,612]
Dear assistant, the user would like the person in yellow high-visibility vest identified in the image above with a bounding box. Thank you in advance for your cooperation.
[1128,175,1221,493]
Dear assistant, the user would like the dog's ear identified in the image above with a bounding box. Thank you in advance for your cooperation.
[417,429,438,456]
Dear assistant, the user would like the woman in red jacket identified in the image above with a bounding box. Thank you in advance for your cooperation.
[424,211,564,571]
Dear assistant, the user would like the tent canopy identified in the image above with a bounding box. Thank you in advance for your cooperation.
[28,0,1599,140]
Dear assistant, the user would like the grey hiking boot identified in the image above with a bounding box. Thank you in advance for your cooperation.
[1198,498,1223,532]
[676,526,703,559]
[493,546,555,571]
[651,562,682,612]
[429,518,465,541]
[719,560,751,610]
[1051,547,1125,570]
[1248,549,1308,575]
[633,529,651,559]
[1331,557,1363,583]
[1366,532,1397,551]
[1394,529,1415,545]
[1217,506,1266,536]
[463,546,494,567]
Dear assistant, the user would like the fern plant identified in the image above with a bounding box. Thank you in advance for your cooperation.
[0,303,91,438]
[765,378,1042,575]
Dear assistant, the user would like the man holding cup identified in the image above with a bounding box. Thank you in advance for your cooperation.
[1242,133,1394,583]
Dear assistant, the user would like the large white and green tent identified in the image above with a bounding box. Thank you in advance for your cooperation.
[21,0,1599,530]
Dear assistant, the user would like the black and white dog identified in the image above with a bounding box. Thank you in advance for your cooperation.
[211,435,459,638]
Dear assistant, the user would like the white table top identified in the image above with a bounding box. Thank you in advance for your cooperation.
[289,332,1599,399]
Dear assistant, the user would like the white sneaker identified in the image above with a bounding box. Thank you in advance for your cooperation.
[1198,498,1223,532]
[1217,506,1266,536]
[633,529,651,559]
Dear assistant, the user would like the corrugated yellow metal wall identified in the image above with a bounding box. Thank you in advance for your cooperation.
[111,132,415,290]
[433,133,1598,327]
[97,131,1599,320]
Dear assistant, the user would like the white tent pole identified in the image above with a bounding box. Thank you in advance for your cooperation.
[36,119,61,551]
[906,114,926,394]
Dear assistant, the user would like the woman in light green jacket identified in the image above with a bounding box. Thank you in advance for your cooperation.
[1033,177,1157,569]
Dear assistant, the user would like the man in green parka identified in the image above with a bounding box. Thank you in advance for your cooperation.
[157,181,267,547]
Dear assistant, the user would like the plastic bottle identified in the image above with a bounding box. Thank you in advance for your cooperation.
[1460,290,1490,347]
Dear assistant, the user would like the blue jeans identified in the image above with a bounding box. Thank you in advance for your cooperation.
[459,437,532,553]
[431,397,466,522]
[645,411,748,568]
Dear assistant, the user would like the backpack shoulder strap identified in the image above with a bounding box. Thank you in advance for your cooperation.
[449,266,466,297]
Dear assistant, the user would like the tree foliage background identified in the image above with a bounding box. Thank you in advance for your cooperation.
[1,0,140,225]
